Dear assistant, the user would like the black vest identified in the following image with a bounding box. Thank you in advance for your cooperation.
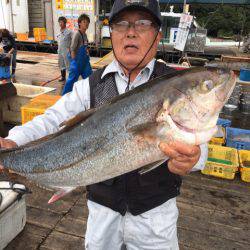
[86,61,182,216]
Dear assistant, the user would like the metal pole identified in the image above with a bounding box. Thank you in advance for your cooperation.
[183,0,187,14]
[9,0,14,34]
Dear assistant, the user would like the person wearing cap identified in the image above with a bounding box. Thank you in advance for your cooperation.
[62,14,93,95]
[56,16,73,82]
[0,0,207,249]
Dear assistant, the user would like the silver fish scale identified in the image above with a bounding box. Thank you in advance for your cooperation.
[26,130,165,187]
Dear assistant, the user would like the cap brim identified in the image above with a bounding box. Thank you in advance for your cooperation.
[110,5,162,26]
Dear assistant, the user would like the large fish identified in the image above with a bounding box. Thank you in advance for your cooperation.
[0,67,236,203]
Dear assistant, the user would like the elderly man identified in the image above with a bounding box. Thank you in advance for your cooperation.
[0,0,207,249]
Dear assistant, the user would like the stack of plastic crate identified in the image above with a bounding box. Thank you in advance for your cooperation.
[33,28,47,42]
[21,94,61,124]
[202,144,239,180]
[209,118,231,146]
[238,150,250,182]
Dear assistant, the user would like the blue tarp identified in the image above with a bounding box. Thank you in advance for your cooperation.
[159,0,250,4]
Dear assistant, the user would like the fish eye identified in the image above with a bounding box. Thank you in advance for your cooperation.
[200,80,214,92]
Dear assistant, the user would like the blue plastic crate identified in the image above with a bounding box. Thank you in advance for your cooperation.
[0,66,11,79]
[217,118,231,128]
[226,127,250,150]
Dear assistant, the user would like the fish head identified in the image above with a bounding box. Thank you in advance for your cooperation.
[158,67,236,144]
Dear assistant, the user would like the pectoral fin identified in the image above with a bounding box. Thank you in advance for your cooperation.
[48,187,76,204]
[128,122,170,143]
[128,122,159,137]
[139,159,167,175]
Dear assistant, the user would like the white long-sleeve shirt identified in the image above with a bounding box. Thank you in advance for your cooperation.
[6,59,207,171]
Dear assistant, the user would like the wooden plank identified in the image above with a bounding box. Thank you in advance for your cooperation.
[27,207,63,230]
[55,217,87,237]
[5,174,81,214]
[178,214,249,244]
[24,180,83,214]
[177,201,249,229]
[178,228,248,250]
[40,231,84,250]
[179,181,250,216]
[5,223,50,250]
[67,204,88,221]
[179,243,200,250]
[222,55,250,63]
[183,172,250,197]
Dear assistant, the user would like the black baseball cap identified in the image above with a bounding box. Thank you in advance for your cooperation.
[109,0,162,27]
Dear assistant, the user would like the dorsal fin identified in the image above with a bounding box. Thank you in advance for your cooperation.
[0,108,96,154]
[59,108,96,128]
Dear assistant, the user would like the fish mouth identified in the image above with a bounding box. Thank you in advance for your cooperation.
[171,118,196,133]
[215,70,236,102]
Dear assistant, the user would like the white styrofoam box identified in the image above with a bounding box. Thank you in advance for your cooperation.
[0,195,26,249]
[0,182,27,213]
[2,83,56,124]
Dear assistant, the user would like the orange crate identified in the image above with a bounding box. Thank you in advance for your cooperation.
[21,95,61,124]
[16,33,28,41]
[34,34,47,42]
[31,94,61,104]
[33,28,46,36]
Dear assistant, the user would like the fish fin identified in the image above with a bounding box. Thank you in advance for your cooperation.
[59,108,96,128]
[48,187,76,204]
[1,109,97,153]
[128,122,168,143]
[139,159,167,175]
[128,122,158,136]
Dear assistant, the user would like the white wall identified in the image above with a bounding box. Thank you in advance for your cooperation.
[0,0,29,34]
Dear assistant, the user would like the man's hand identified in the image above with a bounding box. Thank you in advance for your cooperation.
[159,141,200,176]
[0,138,17,170]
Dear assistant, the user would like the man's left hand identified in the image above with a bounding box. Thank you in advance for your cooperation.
[159,141,201,176]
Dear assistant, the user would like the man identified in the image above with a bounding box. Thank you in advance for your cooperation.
[62,14,92,95]
[56,16,73,82]
[0,29,17,82]
[0,0,207,249]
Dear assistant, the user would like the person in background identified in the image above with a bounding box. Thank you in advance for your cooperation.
[62,14,92,95]
[56,16,73,82]
[0,29,17,82]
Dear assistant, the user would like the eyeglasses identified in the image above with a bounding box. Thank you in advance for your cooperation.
[110,20,157,33]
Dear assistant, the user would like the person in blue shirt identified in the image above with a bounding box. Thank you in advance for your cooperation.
[0,29,17,82]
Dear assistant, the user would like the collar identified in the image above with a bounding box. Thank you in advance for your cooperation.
[101,58,156,80]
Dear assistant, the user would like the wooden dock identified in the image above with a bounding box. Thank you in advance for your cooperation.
[1,172,250,250]
[1,51,250,249]
[1,172,249,250]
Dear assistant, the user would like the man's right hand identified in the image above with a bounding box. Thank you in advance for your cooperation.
[0,138,17,170]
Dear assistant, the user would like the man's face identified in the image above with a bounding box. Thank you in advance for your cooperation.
[79,20,89,31]
[110,10,162,70]
[59,21,66,29]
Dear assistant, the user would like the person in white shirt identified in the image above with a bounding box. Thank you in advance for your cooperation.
[0,0,207,249]
[56,16,73,82]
